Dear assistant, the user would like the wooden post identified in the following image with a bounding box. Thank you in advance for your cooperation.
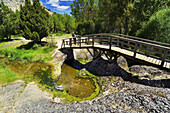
[100,35,102,45]
[69,38,72,48]
[92,36,95,47]
[139,44,142,52]
[87,48,94,57]
[128,41,130,46]
[114,52,118,61]
[109,36,112,50]
[147,46,152,56]
[85,38,87,44]
[87,36,90,45]
[121,40,124,48]
[61,40,63,48]
[133,42,138,58]
[161,49,168,67]
[117,38,119,46]
[79,37,81,48]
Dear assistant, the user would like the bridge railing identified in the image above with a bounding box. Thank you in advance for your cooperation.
[117,34,170,47]
[61,33,170,67]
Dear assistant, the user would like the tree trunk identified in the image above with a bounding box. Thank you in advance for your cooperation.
[119,25,122,34]
[9,35,11,40]
[124,16,129,35]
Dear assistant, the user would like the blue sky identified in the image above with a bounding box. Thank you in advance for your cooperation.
[40,0,74,14]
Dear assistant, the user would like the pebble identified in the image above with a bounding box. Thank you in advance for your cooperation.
[1,79,170,113]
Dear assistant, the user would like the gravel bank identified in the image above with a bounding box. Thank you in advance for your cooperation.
[0,80,169,113]
[0,81,25,113]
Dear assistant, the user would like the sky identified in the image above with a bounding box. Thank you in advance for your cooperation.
[40,0,74,14]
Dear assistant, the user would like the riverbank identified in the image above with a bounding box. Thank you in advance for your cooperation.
[0,78,169,112]
[0,35,170,112]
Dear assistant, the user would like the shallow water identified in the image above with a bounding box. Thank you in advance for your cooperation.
[0,58,52,79]
[0,57,96,99]
[58,63,96,99]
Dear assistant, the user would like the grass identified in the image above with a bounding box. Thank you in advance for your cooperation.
[0,34,101,102]
[55,32,64,36]
[0,62,20,84]
[77,59,92,65]
[0,36,56,85]
[11,34,22,38]
[0,58,53,84]
[0,41,13,47]
[0,42,55,62]
[36,71,100,102]
[61,78,100,102]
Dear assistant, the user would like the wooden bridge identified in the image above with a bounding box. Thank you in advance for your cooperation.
[61,33,170,69]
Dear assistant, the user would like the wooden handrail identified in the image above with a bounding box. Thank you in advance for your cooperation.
[83,34,170,50]
[61,33,170,68]
[117,34,170,47]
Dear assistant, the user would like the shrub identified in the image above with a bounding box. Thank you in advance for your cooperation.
[136,8,170,43]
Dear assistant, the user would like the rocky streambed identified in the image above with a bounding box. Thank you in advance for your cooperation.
[0,41,170,112]
[0,78,169,113]
[0,60,169,113]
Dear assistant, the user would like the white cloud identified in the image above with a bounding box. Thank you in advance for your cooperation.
[60,0,74,1]
[46,0,70,11]
[52,3,69,11]
[46,0,59,4]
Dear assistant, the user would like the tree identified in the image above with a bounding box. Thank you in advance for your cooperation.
[71,0,98,35]
[20,0,50,42]
[0,2,19,40]
[49,14,54,33]
[136,8,170,43]
[71,0,169,36]
[129,0,169,35]
[64,14,77,33]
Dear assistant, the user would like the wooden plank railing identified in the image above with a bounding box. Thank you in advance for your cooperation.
[117,34,170,47]
[61,33,170,67]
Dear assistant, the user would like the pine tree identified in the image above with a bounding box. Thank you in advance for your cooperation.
[0,2,19,40]
[64,14,76,33]
[20,0,50,42]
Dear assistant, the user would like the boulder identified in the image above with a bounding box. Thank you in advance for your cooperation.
[73,49,93,60]
[117,56,129,71]
[51,48,67,77]
[129,65,164,79]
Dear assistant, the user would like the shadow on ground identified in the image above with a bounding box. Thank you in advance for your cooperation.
[17,41,47,50]
[63,55,170,88]
[0,38,22,43]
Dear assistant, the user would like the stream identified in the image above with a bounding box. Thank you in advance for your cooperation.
[57,63,96,99]
[0,57,97,99]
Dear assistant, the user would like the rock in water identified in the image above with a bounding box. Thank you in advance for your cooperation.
[55,85,63,90]
[117,56,129,71]
[73,49,93,60]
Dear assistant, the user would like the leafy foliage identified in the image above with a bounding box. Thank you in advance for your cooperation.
[0,2,20,40]
[71,0,169,35]
[20,0,50,42]
[52,13,77,33]
[136,8,170,43]
[0,42,55,62]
